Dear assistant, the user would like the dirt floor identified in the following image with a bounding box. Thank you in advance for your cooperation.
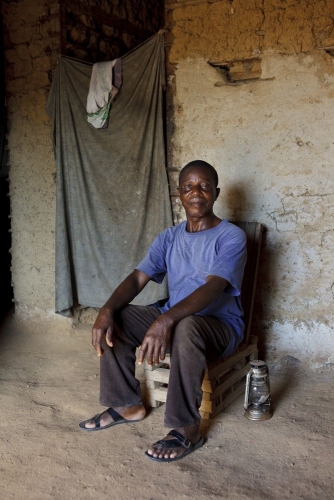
[0,311,333,500]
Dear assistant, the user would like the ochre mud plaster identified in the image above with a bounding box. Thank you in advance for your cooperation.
[166,0,334,63]
[3,0,60,316]
[9,90,57,313]
[170,51,334,368]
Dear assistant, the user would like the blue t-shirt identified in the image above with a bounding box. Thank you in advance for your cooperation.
[136,219,247,355]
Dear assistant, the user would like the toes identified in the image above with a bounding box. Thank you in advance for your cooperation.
[82,411,113,429]
[148,446,183,460]
[84,419,96,429]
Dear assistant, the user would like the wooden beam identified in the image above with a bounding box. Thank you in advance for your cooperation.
[165,0,224,11]
[59,0,153,40]
[209,57,262,83]
[59,2,67,54]
[316,45,334,56]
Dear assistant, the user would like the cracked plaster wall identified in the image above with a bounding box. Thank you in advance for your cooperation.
[166,0,334,368]
[3,0,61,319]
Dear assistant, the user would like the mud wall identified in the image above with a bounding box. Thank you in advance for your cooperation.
[2,0,163,320]
[61,0,163,61]
[3,0,334,368]
[165,0,334,368]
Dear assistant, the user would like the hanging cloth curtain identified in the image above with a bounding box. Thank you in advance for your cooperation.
[46,33,172,316]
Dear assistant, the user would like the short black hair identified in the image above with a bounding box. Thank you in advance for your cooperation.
[178,160,219,187]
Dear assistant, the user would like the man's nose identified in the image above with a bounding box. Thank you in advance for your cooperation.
[190,184,202,194]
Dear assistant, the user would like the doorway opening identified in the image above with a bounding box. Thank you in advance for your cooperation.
[0,13,13,321]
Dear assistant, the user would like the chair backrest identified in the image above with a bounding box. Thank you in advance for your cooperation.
[232,222,263,344]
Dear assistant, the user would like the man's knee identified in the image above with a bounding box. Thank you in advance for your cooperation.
[174,315,201,333]
[115,304,145,331]
[172,316,205,351]
[115,305,159,344]
[115,304,133,324]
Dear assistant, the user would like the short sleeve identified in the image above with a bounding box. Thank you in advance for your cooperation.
[208,226,247,296]
[135,230,169,284]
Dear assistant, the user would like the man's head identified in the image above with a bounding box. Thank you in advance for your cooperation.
[178,160,219,188]
[177,160,220,221]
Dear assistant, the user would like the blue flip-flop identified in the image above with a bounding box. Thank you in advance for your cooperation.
[79,407,141,432]
[145,429,205,462]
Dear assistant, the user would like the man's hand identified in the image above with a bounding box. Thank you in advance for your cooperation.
[137,276,228,365]
[137,315,174,366]
[91,307,114,357]
[90,270,151,357]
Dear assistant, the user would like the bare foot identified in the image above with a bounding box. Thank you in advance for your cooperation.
[82,404,146,430]
[146,425,202,460]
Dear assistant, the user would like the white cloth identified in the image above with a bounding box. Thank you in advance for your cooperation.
[86,59,122,128]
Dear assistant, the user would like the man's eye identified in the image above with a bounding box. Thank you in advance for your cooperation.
[182,185,192,191]
[201,184,210,190]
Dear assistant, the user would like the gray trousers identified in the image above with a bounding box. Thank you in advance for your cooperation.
[99,305,230,428]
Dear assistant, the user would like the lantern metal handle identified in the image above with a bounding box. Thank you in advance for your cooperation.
[244,368,252,410]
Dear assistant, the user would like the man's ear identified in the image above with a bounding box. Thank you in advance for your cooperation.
[177,187,180,196]
[215,188,220,200]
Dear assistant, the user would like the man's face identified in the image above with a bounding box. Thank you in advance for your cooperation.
[178,166,220,219]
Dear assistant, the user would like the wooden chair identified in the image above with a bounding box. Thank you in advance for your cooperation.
[144,222,263,419]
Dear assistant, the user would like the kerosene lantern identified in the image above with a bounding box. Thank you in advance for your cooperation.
[244,360,272,421]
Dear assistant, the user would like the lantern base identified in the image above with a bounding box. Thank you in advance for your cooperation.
[244,405,272,421]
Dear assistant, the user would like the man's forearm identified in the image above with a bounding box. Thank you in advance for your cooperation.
[101,270,150,314]
[160,276,228,327]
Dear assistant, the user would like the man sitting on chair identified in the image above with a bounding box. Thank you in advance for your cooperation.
[79,160,247,463]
